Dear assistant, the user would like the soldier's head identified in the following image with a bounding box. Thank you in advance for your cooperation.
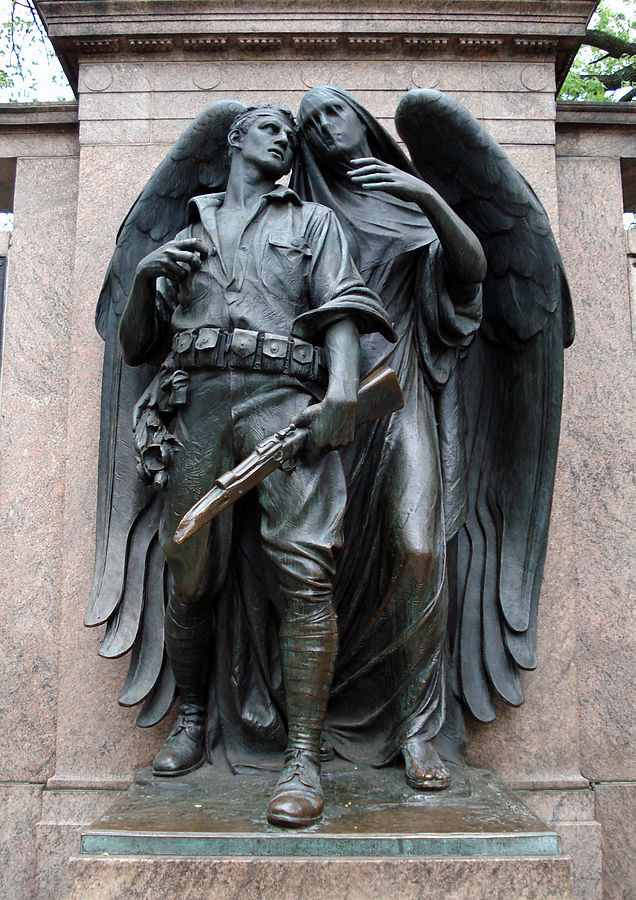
[227,105,299,177]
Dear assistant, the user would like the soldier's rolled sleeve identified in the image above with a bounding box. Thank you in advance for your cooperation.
[291,207,397,344]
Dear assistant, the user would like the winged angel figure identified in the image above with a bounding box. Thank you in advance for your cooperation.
[87,88,573,810]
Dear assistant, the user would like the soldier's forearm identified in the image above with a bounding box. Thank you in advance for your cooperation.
[119,273,160,365]
[323,318,360,402]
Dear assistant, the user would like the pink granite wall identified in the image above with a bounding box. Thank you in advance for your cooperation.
[0,130,79,899]
[556,126,635,900]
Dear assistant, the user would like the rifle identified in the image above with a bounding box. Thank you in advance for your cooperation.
[173,365,403,545]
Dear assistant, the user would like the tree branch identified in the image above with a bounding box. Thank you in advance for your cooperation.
[582,29,636,59]
[581,63,636,91]
[9,2,24,78]
[23,0,48,43]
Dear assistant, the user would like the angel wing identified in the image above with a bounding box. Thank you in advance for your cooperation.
[86,100,246,725]
[396,90,574,723]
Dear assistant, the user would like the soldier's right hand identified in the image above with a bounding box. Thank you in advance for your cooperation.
[136,238,209,282]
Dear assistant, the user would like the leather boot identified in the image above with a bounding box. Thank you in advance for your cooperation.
[153,703,205,776]
[267,749,323,827]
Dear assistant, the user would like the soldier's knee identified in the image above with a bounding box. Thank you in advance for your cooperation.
[277,562,334,605]
[160,515,226,602]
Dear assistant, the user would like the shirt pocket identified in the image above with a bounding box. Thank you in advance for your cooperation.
[177,268,215,310]
[261,233,312,302]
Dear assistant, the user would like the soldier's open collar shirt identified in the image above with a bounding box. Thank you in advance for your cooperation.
[153,186,395,353]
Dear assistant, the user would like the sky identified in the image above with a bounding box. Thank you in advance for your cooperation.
[0,0,74,102]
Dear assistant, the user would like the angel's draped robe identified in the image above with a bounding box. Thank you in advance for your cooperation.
[218,221,482,770]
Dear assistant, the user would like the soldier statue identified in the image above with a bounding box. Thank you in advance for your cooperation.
[88,90,573,827]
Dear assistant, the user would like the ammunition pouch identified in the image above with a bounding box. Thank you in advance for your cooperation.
[170,327,327,385]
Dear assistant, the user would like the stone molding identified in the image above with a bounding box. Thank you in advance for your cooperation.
[555,102,636,160]
[0,101,79,132]
[35,0,597,90]
[61,32,567,59]
[556,101,636,128]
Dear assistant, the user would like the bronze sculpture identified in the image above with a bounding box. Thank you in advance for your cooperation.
[117,104,397,827]
[86,89,573,827]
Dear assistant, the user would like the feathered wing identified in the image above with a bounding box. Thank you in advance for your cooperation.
[396,90,574,723]
[86,100,246,723]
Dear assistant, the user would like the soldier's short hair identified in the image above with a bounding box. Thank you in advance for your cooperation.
[228,105,299,155]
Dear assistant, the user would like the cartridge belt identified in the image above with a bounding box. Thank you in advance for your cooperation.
[170,327,326,384]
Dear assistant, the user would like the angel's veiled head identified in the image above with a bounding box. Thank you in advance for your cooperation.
[298,87,370,165]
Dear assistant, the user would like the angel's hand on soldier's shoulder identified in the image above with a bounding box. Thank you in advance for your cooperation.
[136,238,209,282]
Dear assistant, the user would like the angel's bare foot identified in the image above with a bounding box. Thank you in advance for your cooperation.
[402,736,451,791]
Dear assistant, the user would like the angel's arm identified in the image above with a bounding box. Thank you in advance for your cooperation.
[347,158,486,285]
[119,237,208,365]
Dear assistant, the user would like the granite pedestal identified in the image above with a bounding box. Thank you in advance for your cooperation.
[67,760,573,898]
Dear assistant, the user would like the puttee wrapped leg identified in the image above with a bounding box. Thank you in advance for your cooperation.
[268,597,338,827]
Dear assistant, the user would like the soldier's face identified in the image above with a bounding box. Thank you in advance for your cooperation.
[301,96,367,162]
[236,115,295,177]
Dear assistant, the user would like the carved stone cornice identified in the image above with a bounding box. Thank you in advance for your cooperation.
[35,0,598,91]
[0,101,79,132]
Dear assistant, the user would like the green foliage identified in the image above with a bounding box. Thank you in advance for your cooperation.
[0,0,73,102]
[559,0,636,102]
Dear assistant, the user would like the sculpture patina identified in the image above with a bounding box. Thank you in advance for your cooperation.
[87,89,573,828]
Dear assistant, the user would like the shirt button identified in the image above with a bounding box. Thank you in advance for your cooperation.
[292,238,302,247]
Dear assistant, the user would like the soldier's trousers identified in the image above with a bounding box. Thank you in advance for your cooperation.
[158,368,345,751]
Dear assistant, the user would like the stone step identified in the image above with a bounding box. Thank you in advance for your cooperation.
[67,854,574,899]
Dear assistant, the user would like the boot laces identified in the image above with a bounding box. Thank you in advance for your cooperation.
[172,703,204,738]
